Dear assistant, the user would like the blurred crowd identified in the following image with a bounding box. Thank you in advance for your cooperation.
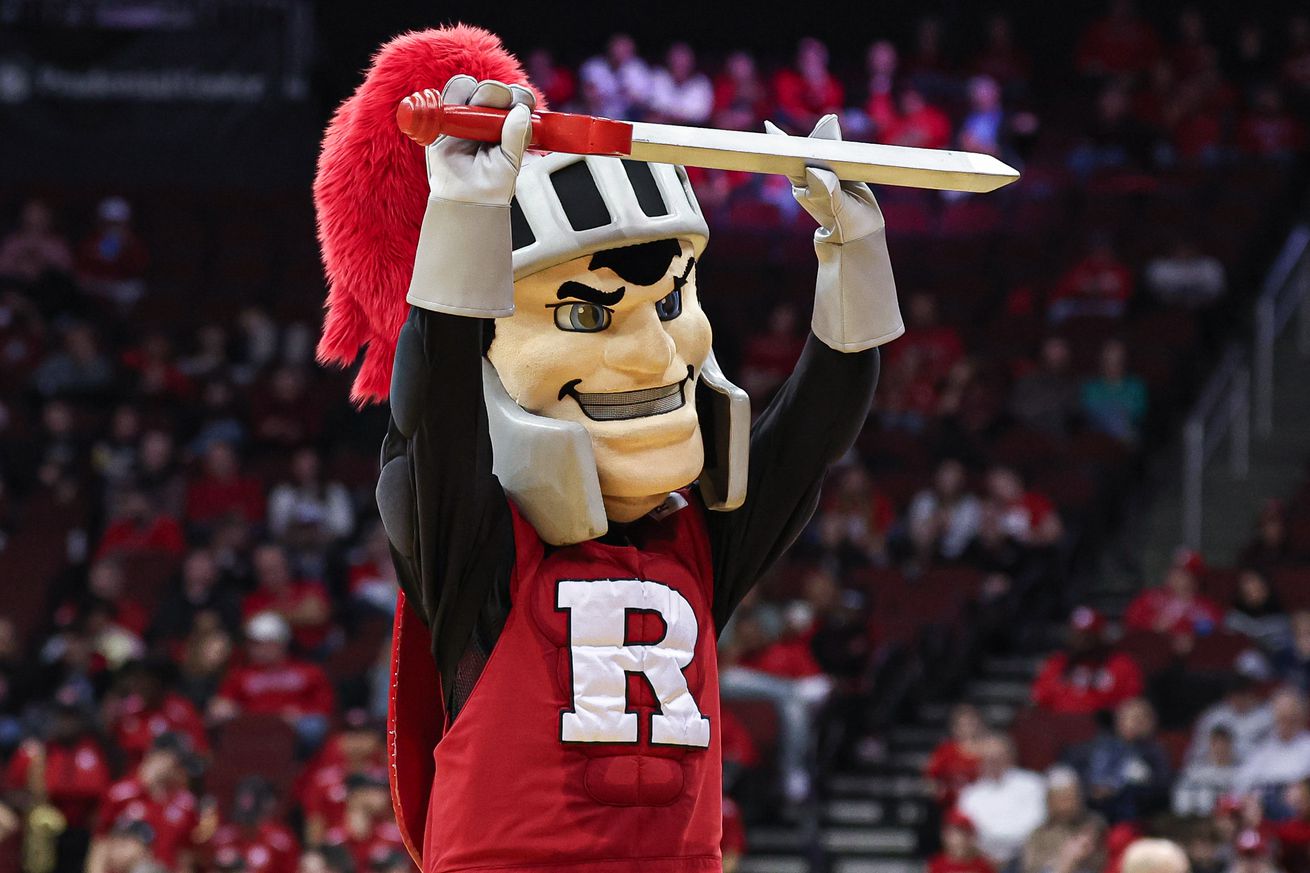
[920,471,1310,873]
[1,3,1309,873]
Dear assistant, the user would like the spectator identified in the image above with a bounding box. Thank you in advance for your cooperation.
[881,86,952,150]
[647,42,713,125]
[0,198,73,284]
[319,771,404,872]
[4,694,111,871]
[77,196,149,307]
[184,441,266,529]
[176,625,232,710]
[906,459,984,564]
[1274,778,1310,873]
[1227,569,1291,653]
[1146,238,1227,310]
[1033,607,1144,714]
[88,732,201,873]
[720,603,832,805]
[1021,766,1108,873]
[1234,687,1310,798]
[524,48,574,109]
[712,51,771,131]
[1174,725,1239,817]
[974,15,1031,86]
[1122,839,1191,873]
[1075,0,1162,77]
[985,465,1064,548]
[102,661,209,768]
[578,33,651,119]
[1068,82,1157,176]
[1124,549,1224,635]
[864,40,900,137]
[1238,85,1305,160]
[1065,697,1172,823]
[926,703,988,809]
[1010,336,1082,437]
[959,76,1006,156]
[1080,338,1148,445]
[1049,236,1136,324]
[1240,500,1293,570]
[1278,613,1310,693]
[99,819,166,873]
[241,544,332,654]
[930,809,996,873]
[94,488,185,561]
[133,429,186,517]
[209,612,334,750]
[32,322,116,398]
[1186,674,1274,766]
[814,462,896,568]
[346,523,400,616]
[880,292,965,424]
[151,547,243,646]
[211,776,300,873]
[722,795,746,873]
[298,846,355,873]
[957,733,1047,865]
[299,712,386,845]
[772,37,844,132]
[267,446,355,553]
[250,367,323,449]
[82,558,150,637]
[1229,830,1281,873]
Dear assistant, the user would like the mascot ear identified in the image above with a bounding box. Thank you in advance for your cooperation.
[314,25,544,405]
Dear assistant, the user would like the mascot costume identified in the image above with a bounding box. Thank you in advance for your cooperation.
[315,25,902,873]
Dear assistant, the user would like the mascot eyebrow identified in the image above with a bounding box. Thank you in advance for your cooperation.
[587,239,683,286]
[557,282,625,306]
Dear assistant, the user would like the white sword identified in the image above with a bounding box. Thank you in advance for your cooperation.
[397,94,1022,194]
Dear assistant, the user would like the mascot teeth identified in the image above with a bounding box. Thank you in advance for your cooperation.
[572,372,690,421]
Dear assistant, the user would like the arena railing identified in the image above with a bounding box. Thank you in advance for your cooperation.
[1181,222,1310,550]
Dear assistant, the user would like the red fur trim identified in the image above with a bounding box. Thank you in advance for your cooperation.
[314,25,542,404]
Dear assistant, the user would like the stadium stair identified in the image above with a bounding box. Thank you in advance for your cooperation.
[1134,325,1310,585]
[740,655,1044,873]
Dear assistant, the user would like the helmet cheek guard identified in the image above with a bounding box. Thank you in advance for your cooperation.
[482,153,748,545]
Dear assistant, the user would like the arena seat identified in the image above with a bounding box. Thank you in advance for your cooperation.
[1272,567,1310,611]
[1117,630,1174,678]
[1185,632,1255,673]
[1009,709,1098,771]
[209,713,299,811]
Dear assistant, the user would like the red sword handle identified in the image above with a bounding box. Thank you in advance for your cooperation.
[396,89,633,157]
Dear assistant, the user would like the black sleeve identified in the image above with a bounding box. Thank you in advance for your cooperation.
[706,335,879,630]
[376,307,515,697]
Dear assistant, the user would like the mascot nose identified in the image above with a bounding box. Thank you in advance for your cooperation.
[603,310,676,377]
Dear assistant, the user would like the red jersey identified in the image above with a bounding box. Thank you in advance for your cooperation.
[97,777,199,867]
[1031,651,1144,714]
[216,658,334,717]
[94,516,185,561]
[211,821,299,873]
[1123,589,1223,635]
[108,693,209,766]
[4,739,111,830]
[422,500,723,873]
[925,740,981,807]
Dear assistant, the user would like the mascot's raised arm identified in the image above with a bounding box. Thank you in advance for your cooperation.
[314,25,902,873]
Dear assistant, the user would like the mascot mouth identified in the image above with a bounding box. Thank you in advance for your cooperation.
[560,366,694,422]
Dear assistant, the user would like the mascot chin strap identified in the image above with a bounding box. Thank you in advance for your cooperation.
[482,349,749,547]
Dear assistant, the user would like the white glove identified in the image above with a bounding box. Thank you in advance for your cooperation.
[407,76,536,317]
[765,115,904,352]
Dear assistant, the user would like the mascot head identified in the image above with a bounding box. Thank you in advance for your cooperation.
[316,26,747,545]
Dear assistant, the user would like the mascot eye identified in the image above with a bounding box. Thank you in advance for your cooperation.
[553,302,611,333]
[655,288,682,322]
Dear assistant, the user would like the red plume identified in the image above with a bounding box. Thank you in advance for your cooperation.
[314,25,542,404]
